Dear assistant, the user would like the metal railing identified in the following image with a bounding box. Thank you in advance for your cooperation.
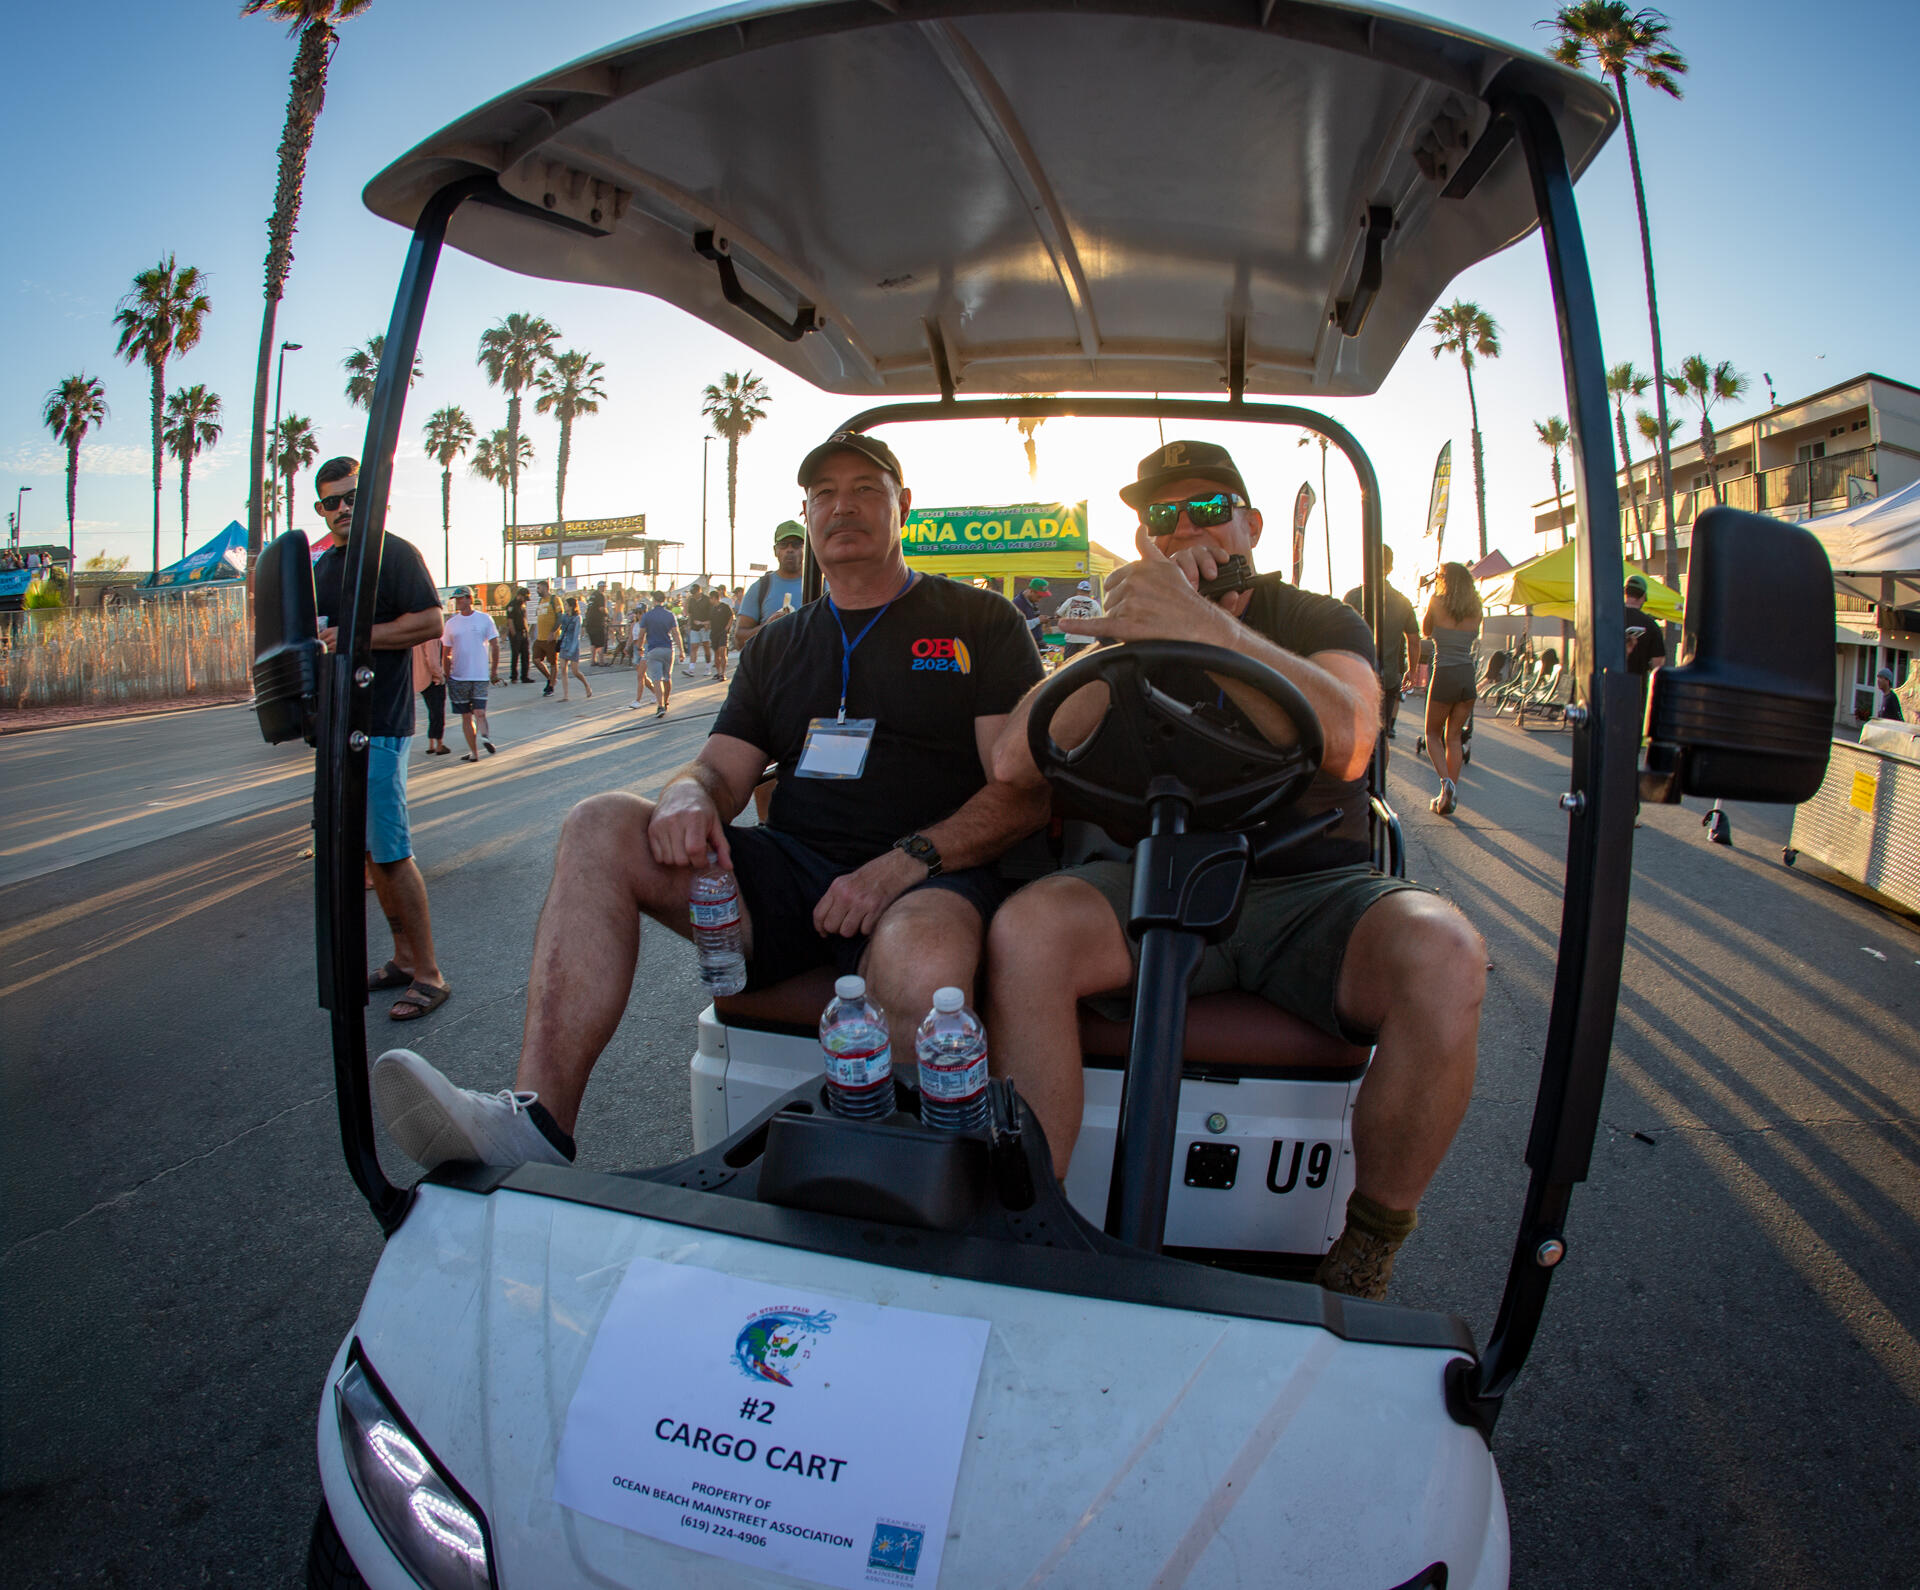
[1611,445,1876,548]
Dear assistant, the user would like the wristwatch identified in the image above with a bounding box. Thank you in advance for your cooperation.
[893,833,944,878]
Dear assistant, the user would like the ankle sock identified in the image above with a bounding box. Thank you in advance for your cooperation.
[526,1100,577,1162]
[1343,1189,1417,1244]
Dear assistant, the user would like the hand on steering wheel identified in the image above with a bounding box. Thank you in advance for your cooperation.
[1024,639,1324,836]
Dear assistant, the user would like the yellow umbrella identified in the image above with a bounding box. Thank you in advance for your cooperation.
[1478,540,1682,623]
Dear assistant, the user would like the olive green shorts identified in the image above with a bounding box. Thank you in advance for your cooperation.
[1070,861,1430,1044]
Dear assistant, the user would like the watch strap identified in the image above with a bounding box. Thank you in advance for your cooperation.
[894,833,943,877]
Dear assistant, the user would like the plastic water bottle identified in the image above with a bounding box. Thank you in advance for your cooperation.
[914,988,991,1132]
[688,852,747,996]
[820,975,894,1120]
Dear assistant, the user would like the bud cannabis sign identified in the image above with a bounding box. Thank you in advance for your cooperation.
[902,502,1088,556]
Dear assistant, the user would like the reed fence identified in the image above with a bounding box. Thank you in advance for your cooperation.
[2,589,251,709]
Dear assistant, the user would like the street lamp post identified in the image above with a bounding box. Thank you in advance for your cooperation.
[12,486,30,550]
[269,341,302,543]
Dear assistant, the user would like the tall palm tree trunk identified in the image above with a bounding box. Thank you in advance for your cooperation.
[726,435,740,584]
[1701,420,1721,505]
[1318,443,1331,594]
[441,467,453,585]
[555,416,572,576]
[65,442,80,552]
[1464,364,1487,561]
[181,455,194,555]
[148,363,165,573]
[246,21,333,570]
[1616,73,1679,615]
[1614,401,1647,563]
[507,394,522,582]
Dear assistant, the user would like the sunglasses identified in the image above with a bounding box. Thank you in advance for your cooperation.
[319,489,357,513]
[1144,492,1246,535]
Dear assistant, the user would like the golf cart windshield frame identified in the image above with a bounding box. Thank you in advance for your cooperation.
[322,90,1631,1434]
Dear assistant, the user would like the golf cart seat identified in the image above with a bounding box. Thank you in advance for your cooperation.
[716,969,1366,1074]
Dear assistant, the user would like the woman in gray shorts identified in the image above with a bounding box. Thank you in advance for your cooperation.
[1421,561,1482,816]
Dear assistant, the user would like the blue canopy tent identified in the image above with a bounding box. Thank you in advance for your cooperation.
[144,521,248,590]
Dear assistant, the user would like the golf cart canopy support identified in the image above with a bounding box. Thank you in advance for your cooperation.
[267,0,1827,1453]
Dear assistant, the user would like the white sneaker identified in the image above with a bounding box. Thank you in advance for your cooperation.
[372,1049,570,1170]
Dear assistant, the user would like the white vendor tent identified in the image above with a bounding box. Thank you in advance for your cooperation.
[1805,479,1920,608]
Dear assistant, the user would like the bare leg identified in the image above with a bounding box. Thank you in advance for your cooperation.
[513,793,730,1133]
[460,711,479,758]
[574,659,592,698]
[1424,693,1449,784]
[858,889,988,1050]
[984,876,1134,1174]
[369,854,445,993]
[1445,702,1472,782]
[475,705,492,745]
[1333,891,1484,1211]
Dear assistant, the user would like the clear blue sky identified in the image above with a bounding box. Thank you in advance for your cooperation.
[4,0,1916,591]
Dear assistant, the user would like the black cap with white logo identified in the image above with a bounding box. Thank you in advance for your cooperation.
[1120,439,1250,510]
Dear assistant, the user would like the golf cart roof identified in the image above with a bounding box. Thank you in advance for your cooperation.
[362,0,1616,399]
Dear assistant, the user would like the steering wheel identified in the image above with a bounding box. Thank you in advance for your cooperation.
[1025,640,1324,835]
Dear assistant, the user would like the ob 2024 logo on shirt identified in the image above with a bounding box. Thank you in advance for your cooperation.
[910,636,972,674]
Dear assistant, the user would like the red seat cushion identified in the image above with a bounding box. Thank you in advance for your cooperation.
[718,972,1366,1072]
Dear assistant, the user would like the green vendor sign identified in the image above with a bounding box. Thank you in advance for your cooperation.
[902,501,1088,556]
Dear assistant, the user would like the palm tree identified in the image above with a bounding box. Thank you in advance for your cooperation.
[162,385,224,555]
[1549,2,1687,602]
[423,405,476,583]
[476,313,560,577]
[260,474,287,528]
[272,415,319,532]
[472,428,534,581]
[1607,363,1653,562]
[41,374,109,570]
[533,349,609,576]
[700,370,773,587]
[241,0,373,567]
[1666,356,1748,509]
[1428,300,1500,560]
[1297,433,1333,592]
[343,333,424,410]
[1534,416,1571,545]
[113,255,212,573]
[1007,403,1046,480]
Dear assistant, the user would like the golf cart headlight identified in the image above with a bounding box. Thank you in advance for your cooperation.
[336,1356,493,1590]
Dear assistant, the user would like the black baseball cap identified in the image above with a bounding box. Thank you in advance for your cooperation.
[797,431,905,489]
[1120,439,1251,511]
[773,519,807,543]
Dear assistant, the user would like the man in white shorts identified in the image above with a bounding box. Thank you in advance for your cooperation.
[440,588,501,761]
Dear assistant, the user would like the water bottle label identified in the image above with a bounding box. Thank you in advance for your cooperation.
[824,1042,891,1089]
[920,1053,988,1101]
[689,895,739,929]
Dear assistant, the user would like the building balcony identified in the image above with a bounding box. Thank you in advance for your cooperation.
[1618,446,1876,547]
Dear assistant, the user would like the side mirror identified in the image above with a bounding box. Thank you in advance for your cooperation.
[1642,507,1834,804]
[252,531,322,746]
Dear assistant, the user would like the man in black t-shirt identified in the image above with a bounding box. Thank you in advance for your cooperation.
[1622,575,1667,676]
[503,587,531,683]
[309,456,451,1023]
[988,441,1489,1301]
[1342,544,1422,748]
[371,432,1049,1173]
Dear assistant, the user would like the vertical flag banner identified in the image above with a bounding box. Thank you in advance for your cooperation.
[1426,441,1452,561]
[1291,483,1315,587]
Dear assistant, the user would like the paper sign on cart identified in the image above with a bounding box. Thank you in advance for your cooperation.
[554,1256,990,1588]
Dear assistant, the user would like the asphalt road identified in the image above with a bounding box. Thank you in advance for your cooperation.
[1,671,1914,1587]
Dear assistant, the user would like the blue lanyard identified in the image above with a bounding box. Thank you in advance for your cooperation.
[825,570,915,722]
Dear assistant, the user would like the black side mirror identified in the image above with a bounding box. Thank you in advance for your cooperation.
[252,531,322,746]
[1642,506,1834,804]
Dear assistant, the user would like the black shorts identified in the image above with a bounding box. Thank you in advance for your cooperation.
[1428,665,1476,707]
[727,825,1008,993]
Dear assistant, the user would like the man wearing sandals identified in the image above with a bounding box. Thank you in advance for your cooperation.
[442,587,501,762]
[985,441,1487,1300]
[311,456,454,1023]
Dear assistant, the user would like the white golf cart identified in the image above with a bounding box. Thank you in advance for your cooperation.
[252,2,1838,1585]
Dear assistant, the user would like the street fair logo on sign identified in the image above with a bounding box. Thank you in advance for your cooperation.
[736,1306,837,1385]
[554,1256,989,1589]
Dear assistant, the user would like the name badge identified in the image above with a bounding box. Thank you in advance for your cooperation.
[796,717,876,779]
